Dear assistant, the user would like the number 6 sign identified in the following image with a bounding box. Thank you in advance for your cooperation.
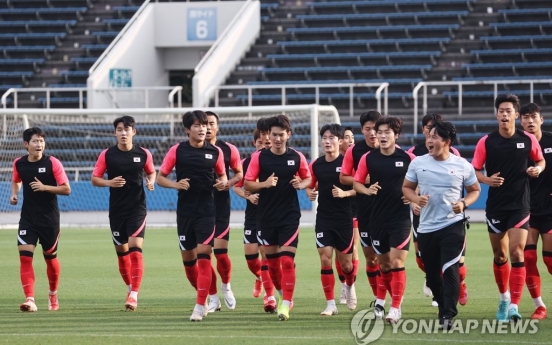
[187,8,217,41]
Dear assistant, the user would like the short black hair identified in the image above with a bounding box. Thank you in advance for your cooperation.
[375,116,403,135]
[205,110,219,124]
[113,115,136,129]
[253,129,260,141]
[421,113,443,127]
[429,120,457,145]
[256,117,271,132]
[343,126,354,133]
[268,114,292,132]
[495,94,520,113]
[23,127,45,143]
[319,123,344,139]
[182,110,208,130]
[520,102,542,116]
[359,110,382,127]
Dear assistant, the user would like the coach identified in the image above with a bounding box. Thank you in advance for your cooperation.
[402,121,480,329]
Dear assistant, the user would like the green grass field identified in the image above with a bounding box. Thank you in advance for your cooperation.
[0,224,551,345]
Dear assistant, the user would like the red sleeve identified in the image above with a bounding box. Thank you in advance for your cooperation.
[214,146,225,176]
[12,157,22,183]
[50,156,69,186]
[407,152,417,161]
[308,159,317,189]
[234,158,247,187]
[471,135,488,170]
[227,142,241,171]
[406,146,415,154]
[245,151,261,181]
[341,145,355,176]
[526,131,544,162]
[297,151,311,179]
[160,144,178,175]
[353,152,370,183]
[142,148,156,175]
[92,149,108,177]
[451,146,461,157]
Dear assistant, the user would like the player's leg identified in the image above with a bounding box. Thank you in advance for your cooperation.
[109,217,132,295]
[124,216,146,311]
[537,230,552,319]
[418,231,444,321]
[505,212,529,321]
[334,249,346,303]
[488,213,511,321]
[190,217,215,322]
[257,230,276,312]
[318,245,338,316]
[335,224,356,311]
[387,226,410,324]
[413,213,433,302]
[359,228,380,302]
[17,227,37,312]
[371,238,394,323]
[243,227,262,298]
[40,227,61,312]
[178,217,199,291]
[277,225,299,321]
[525,215,545,319]
[458,252,468,306]
[213,218,234,309]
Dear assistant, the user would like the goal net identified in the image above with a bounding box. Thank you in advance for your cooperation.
[0,105,340,218]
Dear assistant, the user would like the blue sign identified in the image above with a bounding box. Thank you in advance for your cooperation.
[187,8,217,41]
[109,68,132,88]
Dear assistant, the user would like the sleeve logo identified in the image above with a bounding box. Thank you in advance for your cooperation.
[19,230,26,235]
[205,154,213,159]
[287,160,295,165]
[336,167,342,172]
[545,148,552,154]
[316,232,323,238]
[517,143,525,149]
[133,157,141,162]
[395,161,404,167]
[38,167,46,173]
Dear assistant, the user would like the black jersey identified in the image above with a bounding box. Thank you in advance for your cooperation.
[529,131,552,216]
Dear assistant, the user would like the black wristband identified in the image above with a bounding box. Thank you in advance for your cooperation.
[461,200,468,210]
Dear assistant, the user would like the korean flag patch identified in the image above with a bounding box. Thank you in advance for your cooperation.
[133,157,141,162]
[179,235,186,241]
[245,230,251,235]
[336,167,342,172]
[287,160,295,166]
[205,154,213,159]
[395,161,404,167]
[113,232,119,236]
[517,143,525,149]
[38,167,46,173]
[545,148,552,154]
[316,232,323,238]
[19,230,26,236]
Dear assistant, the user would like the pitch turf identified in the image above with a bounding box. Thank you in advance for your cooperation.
[0,224,551,345]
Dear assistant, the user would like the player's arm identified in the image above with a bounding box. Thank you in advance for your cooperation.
[291,152,311,190]
[143,148,156,191]
[244,151,275,193]
[31,157,71,195]
[402,179,419,204]
[10,180,21,205]
[352,153,377,196]
[213,147,228,191]
[226,144,243,189]
[91,149,126,188]
[339,146,355,186]
[526,134,546,178]
[306,160,318,200]
[156,145,189,190]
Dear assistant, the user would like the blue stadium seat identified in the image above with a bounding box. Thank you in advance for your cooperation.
[70,57,97,62]
[443,90,552,97]
[236,92,413,101]
[0,32,66,38]
[0,45,55,51]
[267,51,441,60]
[0,20,77,27]
[277,37,451,47]
[287,24,460,34]
[296,11,469,21]
[0,7,88,14]
[0,58,45,64]
[306,0,475,7]
[102,19,130,24]
[489,21,552,28]
[0,71,33,76]
[112,6,140,12]
[36,97,87,103]
[0,84,22,90]
[59,71,88,76]
[261,64,432,73]
[247,78,422,85]
[462,61,552,69]
[470,48,552,56]
[497,8,552,15]
[260,3,279,9]
[453,75,552,81]
[480,35,552,42]
[48,83,87,88]
[81,44,108,50]
[92,31,119,37]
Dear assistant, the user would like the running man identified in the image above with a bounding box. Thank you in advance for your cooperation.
[91,115,156,311]
[11,127,71,312]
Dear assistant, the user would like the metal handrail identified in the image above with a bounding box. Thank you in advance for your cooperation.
[168,86,183,108]
[412,79,552,135]
[213,83,389,117]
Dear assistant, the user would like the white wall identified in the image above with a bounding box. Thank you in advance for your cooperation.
[163,47,206,70]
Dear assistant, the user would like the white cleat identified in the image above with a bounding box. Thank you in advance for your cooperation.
[320,304,338,316]
[190,304,205,322]
[20,298,37,312]
[208,296,222,313]
[423,279,433,298]
[373,304,385,319]
[339,283,348,304]
[431,298,439,307]
[346,284,357,310]
[385,307,401,324]
[222,288,236,310]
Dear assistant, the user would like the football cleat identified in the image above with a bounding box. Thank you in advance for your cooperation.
[48,293,59,311]
[20,298,37,312]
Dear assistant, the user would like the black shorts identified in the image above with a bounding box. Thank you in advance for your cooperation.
[260,224,299,248]
[529,214,552,234]
[418,220,465,273]
[109,215,146,246]
[370,221,411,255]
[17,225,60,253]
[243,224,261,245]
[215,217,230,241]
[412,213,420,243]
[358,216,372,248]
[486,210,530,233]
[177,216,215,250]
[315,226,354,254]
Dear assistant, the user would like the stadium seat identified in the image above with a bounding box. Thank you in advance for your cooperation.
[0,20,77,27]
[295,11,469,21]
[305,0,475,7]
[480,35,552,42]
[48,83,87,88]
[443,90,552,97]
[287,24,460,34]
[497,8,552,15]
[470,48,552,56]
[489,21,552,28]
[247,78,422,85]
[277,37,451,47]
[462,61,552,69]
[0,58,44,64]
[261,65,432,73]
[267,51,441,61]
[452,75,552,81]
[236,92,412,101]
[0,7,88,14]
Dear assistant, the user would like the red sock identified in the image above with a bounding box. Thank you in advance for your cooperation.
[261,259,275,297]
[378,270,391,300]
[416,253,426,273]
[44,256,60,292]
[267,255,282,291]
[280,253,295,302]
[543,251,552,275]
[391,268,406,308]
[183,259,198,290]
[352,259,359,278]
[525,248,540,298]
[366,264,380,297]
[129,249,143,292]
[493,260,510,293]
[196,256,212,305]
[245,254,261,278]
[510,263,526,305]
[117,251,131,286]
[209,263,217,295]
[335,257,345,283]
[458,262,467,282]
[321,266,335,301]
[214,250,232,284]
[343,265,355,286]
[19,252,34,298]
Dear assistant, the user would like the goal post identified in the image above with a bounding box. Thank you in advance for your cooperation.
[0,104,340,218]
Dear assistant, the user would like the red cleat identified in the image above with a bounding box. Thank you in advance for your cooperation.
[253,278,262,298]
[264,298,277,313]
[531,306,547,320]
[458,281,468,306]
[48,293,59,311]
